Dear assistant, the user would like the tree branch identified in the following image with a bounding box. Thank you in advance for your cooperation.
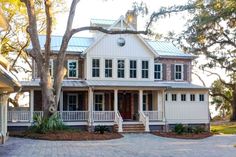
[210,92,232,104]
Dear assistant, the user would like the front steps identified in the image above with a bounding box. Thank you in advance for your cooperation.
[114,123,146,133]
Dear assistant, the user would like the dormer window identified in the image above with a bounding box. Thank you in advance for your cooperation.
[68,60,78,78]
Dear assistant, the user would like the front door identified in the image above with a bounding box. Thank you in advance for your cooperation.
[118,93,131,119]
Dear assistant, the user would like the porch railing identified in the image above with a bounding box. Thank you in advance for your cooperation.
[8,111,30,122]
[143,111,163,121]
[139,111,150,132]
[93,111,115,121]
[61,111,89,121]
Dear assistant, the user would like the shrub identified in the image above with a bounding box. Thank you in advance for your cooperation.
[186,126,194,133]
[94,125,110,134]
[31,113,67,134]
[193,126,205,134]
[173,124,185,135]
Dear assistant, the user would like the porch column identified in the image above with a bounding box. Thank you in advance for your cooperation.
[139,90,143,112]
[158,90,165,121]
[30,90,34,123]
[0,95,9,144]
[114,89,118,113]
[60,91,63,114]
[88,87,94,126]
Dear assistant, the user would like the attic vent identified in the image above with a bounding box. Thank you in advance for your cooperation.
[117,37,125,47]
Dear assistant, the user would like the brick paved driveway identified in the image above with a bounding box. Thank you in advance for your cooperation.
[0,134,236,157]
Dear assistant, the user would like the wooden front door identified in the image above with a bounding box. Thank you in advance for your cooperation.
[118,93,131,119]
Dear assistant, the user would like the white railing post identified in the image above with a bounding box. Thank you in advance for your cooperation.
[114,89,118,121]
[88,88,94,126]
[30,90,34,123]
[115,112,123,132]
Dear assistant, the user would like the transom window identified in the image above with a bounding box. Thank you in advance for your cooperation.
[172,94,177,101]
[67,94,78,111]
[190,94,195,101]
[49,59,53,77]
[143,94,148,111]
[92,59,100,77]
[154,63,162,80]
[94,94,104,111]
[142,61,149,78]
[68,60,78,78]
[130,60,137,78]
[175,64,183,80]
[105,59,112,78]
[117,60,125,78]
[199,94,205,101]
[181,94,186,101]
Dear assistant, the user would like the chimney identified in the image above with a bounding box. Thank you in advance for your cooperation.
[125,10,137,30]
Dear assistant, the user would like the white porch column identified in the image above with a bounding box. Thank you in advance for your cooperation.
[114,89,118,113]
[0,95,9,144]
[59,91,63,117]
[30,90,34,123]
[139,90,143,112]
[157,90,165,121]
[88,87,94,126]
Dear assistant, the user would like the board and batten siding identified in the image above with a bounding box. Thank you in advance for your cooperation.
[86,34,155,81]
[165,90,209,124]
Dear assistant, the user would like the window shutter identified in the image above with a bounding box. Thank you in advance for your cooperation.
[171,64,175,80]
[184,64,188,81]
[162,64,166,80]
[64,60,67,78]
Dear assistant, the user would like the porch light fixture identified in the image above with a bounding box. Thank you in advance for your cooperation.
[117,37,125,47]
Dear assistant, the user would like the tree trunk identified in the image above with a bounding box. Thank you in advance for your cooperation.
[231,87,236,121]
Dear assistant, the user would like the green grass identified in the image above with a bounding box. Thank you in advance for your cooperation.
[211,123,236,134]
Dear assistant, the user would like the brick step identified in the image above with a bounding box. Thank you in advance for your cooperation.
[114,124,145,133]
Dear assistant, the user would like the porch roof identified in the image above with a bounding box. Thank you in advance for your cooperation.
[159,82,209,89]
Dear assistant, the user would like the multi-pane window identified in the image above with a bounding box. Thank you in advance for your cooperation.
[154,64,162,80]
[142,61,149,78]
[143,94,148,111]
[190,94,195,101]
[175,64,183,80]
[49,59,53,77]
[172,94,177,101]
[105,59,112,78]
[199,94,205,101]
[94,94,104,111]
[130,60,137,78]
[181,94,186,101]
[92,59,100,77]
[67,94,77,111]
[68,60,78,78]
[117,60,125,78]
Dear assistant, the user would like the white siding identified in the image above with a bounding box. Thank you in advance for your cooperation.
[165,90,209,124]
[86,34,155,81]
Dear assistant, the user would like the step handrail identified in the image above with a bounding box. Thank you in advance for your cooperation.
[139,111,150,132]
[115,111,123,132]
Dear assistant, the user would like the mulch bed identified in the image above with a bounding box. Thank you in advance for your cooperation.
[10,131,123,141]
[152,132,213,139]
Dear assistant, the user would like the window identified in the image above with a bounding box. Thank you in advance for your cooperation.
[142,61,149,78]
[181,94,186,101]
[175,64,183,80]
[190,94,195,101]
[92,59,100,77]
[117,60,125,78]
[154,64,162,80]
[143,94,148,111]
[130,60,137,78]
[172,94,177,101]
[68,60,78,78]
[105,59,112,78]
[49,59,53,77]
[94,94,104,111]
[67,94,78,111]
[199,94,205,101]
[165,94,168,101]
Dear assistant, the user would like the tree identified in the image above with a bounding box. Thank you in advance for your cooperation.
[175,0,236,120]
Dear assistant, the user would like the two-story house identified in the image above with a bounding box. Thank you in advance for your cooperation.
[8,12,209,132]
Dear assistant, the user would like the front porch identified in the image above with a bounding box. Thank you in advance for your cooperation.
[7,88,166,132]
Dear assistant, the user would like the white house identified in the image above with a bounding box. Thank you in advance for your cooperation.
[8,12,209,132]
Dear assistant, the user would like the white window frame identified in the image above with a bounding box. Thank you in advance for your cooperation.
[67,60,78,78]
[165,93,168,101]
[142,60,149,79]
[117,59,125,78]
[105,59,112,78]
[94,93,105,111]
[154,63,162,80]
[143,93,149,111]
[49,59,53,77]
[199,94,205,101]
[181,94,186,101]
[92,58,100,78]
[175,64,183,80]
[172,94,177,101]
[67,94,78,111]
[190,94,195,101]
[129,60,137,78]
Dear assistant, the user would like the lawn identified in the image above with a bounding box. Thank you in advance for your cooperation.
[211,122,236,134]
